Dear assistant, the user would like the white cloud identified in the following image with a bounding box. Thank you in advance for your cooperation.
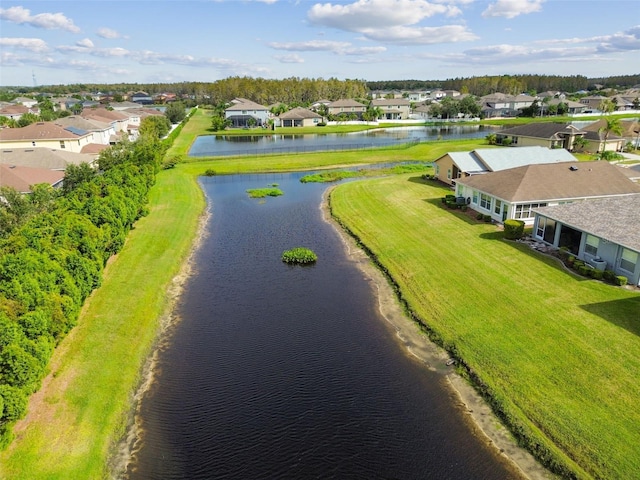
[76,38,94,48]
[274,53,305,63]
[269,40,387,55]
[97,27,123,39]
[0,37,48,52]
[482,0,544,19]
[0,6,80,33]
[307,0,474,44]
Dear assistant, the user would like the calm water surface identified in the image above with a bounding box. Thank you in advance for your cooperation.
[189,125,501,157]
[126,172,522,479]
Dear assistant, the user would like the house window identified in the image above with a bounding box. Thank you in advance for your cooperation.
[494,199,502,216]
[447,169,452,180]
[32,141,36,146]
[60,141,65,149]
[480,193,492,210]
[472,190,478,205]
[620,248,638,273]
[515,203,547,219]
[584,234,599,256]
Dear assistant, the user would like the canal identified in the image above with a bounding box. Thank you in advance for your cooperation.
[125,172,523,479]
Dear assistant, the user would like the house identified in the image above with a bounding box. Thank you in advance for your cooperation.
[0,122,94,152]
[495,122,623,152]
[277,107,323,127]
[433,146,577,186]
[0,164,65,193]
[480,93,536,118]
[224,98,270,128]
[11,96,38,109]
[532,194,640,286]
[131,91,154,105]
[581,119,640,150]
[54,116,116,146]
[545,98,587,115]
[371,98,411,120]
[579,95,609,111]
[453,161,640,225]
[327,99,366,120]
[0,147,97,170]
[0,104,38,122]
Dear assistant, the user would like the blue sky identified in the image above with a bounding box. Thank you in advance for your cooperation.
[1,0,639,87]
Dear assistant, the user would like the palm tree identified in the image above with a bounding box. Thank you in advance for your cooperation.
[598,117,623,153]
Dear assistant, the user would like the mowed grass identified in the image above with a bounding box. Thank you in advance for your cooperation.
[329,174,640,480]
[0,168,205,479]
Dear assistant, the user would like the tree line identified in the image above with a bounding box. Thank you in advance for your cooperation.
[0,133,167,448]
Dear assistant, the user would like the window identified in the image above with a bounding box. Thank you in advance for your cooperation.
[32,141,36,147]
[480,193,492,210]
[584,234,599,256]
[620,248,638,273]
[494,199,502,216]
[60,141,66,149]
[515,203,547,219]
[447,169,451,180]
[472,190,478,205]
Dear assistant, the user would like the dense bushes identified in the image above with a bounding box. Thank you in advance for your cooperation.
[0,136,165,447]
[282,247,317,265]
[503,219,525,239]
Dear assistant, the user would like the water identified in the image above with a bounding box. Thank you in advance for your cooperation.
[188,125,501,157]
[126,172,522,479]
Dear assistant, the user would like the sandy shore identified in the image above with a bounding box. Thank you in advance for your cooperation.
[321,188,556,480]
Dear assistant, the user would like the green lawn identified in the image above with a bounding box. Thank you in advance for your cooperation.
[329,175,640,480]
[0,166,205,479]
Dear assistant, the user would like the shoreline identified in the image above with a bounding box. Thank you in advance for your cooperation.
[321,186,555,480]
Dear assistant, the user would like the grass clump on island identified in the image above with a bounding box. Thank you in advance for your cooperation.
[300,162,433,183]
[246,187,283,198]
[282,247,318,264]
[329,173,640,480]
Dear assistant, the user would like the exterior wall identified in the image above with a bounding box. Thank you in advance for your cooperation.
[533,217,640,285]
[434,155,457,185]
[0,136,92,153]
[500,135,552,148]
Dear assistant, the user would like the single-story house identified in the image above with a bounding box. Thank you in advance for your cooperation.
[371,98,411,120]
[434,146,576,186]
[225,98,270,128]
[0,121,94,153]
[0,147,97,169]
[454,160,640,225]
[532,194,640,286]
[0,163,65,193]
[495,122,623,153]
[277,107,323,127]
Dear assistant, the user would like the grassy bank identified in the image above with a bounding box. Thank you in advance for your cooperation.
[329,175,640,479]
[0,168,205,479]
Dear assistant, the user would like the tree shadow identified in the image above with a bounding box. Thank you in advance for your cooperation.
[580,296,640,337]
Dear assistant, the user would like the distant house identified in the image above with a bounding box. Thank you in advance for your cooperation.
[532,194,640,286]
[371,98,411,120]
[55,115,116,146]
[0,164,65,193]
[277,107,323,127]
[433,146,576,186]
[327,99,366,120]
[0,121,94,152]
[480,93,536,118]
[11,96,38,109]
[545,98,587,115]
[224,98,270,128]
[0,104,37,121]
[454,161,640,225]
[0,147,97,170]
[495,122,623,152]
[131,91,153,105]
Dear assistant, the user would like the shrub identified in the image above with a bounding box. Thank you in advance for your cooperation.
[476,213,484,220]
[282,247,317,265]
[567,255,575,265]
[203,169,216,176]
[603,270,616,282]
[615,275,628,286]
[578,265,591,276]
[483,214,492,223]
[246,188,283,198]
[591,270,604,280]
[573,260,584,270]
[461,205,468,212]
[504,219,525,240]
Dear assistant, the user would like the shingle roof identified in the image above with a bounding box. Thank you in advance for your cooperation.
[533,194,640,252]
[371,98,411,106]
[498,123,584,139]
[0,122,88,141]
[225,99,268,111]
[456,161,640,203]
[0,147,96,169]
[328,99,366,108]
[278,107,322,120]
[0,164,65,192]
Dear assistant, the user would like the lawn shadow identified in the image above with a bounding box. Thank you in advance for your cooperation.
[478,232,590,282]
[580,296,640,337]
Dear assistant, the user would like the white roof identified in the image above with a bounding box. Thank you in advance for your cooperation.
[447,146,576,174]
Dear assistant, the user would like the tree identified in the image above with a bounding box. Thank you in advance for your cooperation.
[598,117,623,152]
[211,115,230,132]
[63,163,97,194]
[139,115,171,139]
[165,101,186,124]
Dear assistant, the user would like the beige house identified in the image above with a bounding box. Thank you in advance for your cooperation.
[0,122,94,153]
[278,107,323,127]
[371,98,411,120]
[433,146,576,186]
[327,99,366,119]
[0,164,65,193]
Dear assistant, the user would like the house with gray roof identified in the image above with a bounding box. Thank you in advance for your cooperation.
[371,98,411,120]
[225,98,270,128]
[532,194,640,286]
[433,145,576,186]
[496,122,623,153]
[453,160,640,225]
[327,99,366,120]
[0,147,97,170]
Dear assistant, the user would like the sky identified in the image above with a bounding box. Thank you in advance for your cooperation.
[0,0,639,87]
